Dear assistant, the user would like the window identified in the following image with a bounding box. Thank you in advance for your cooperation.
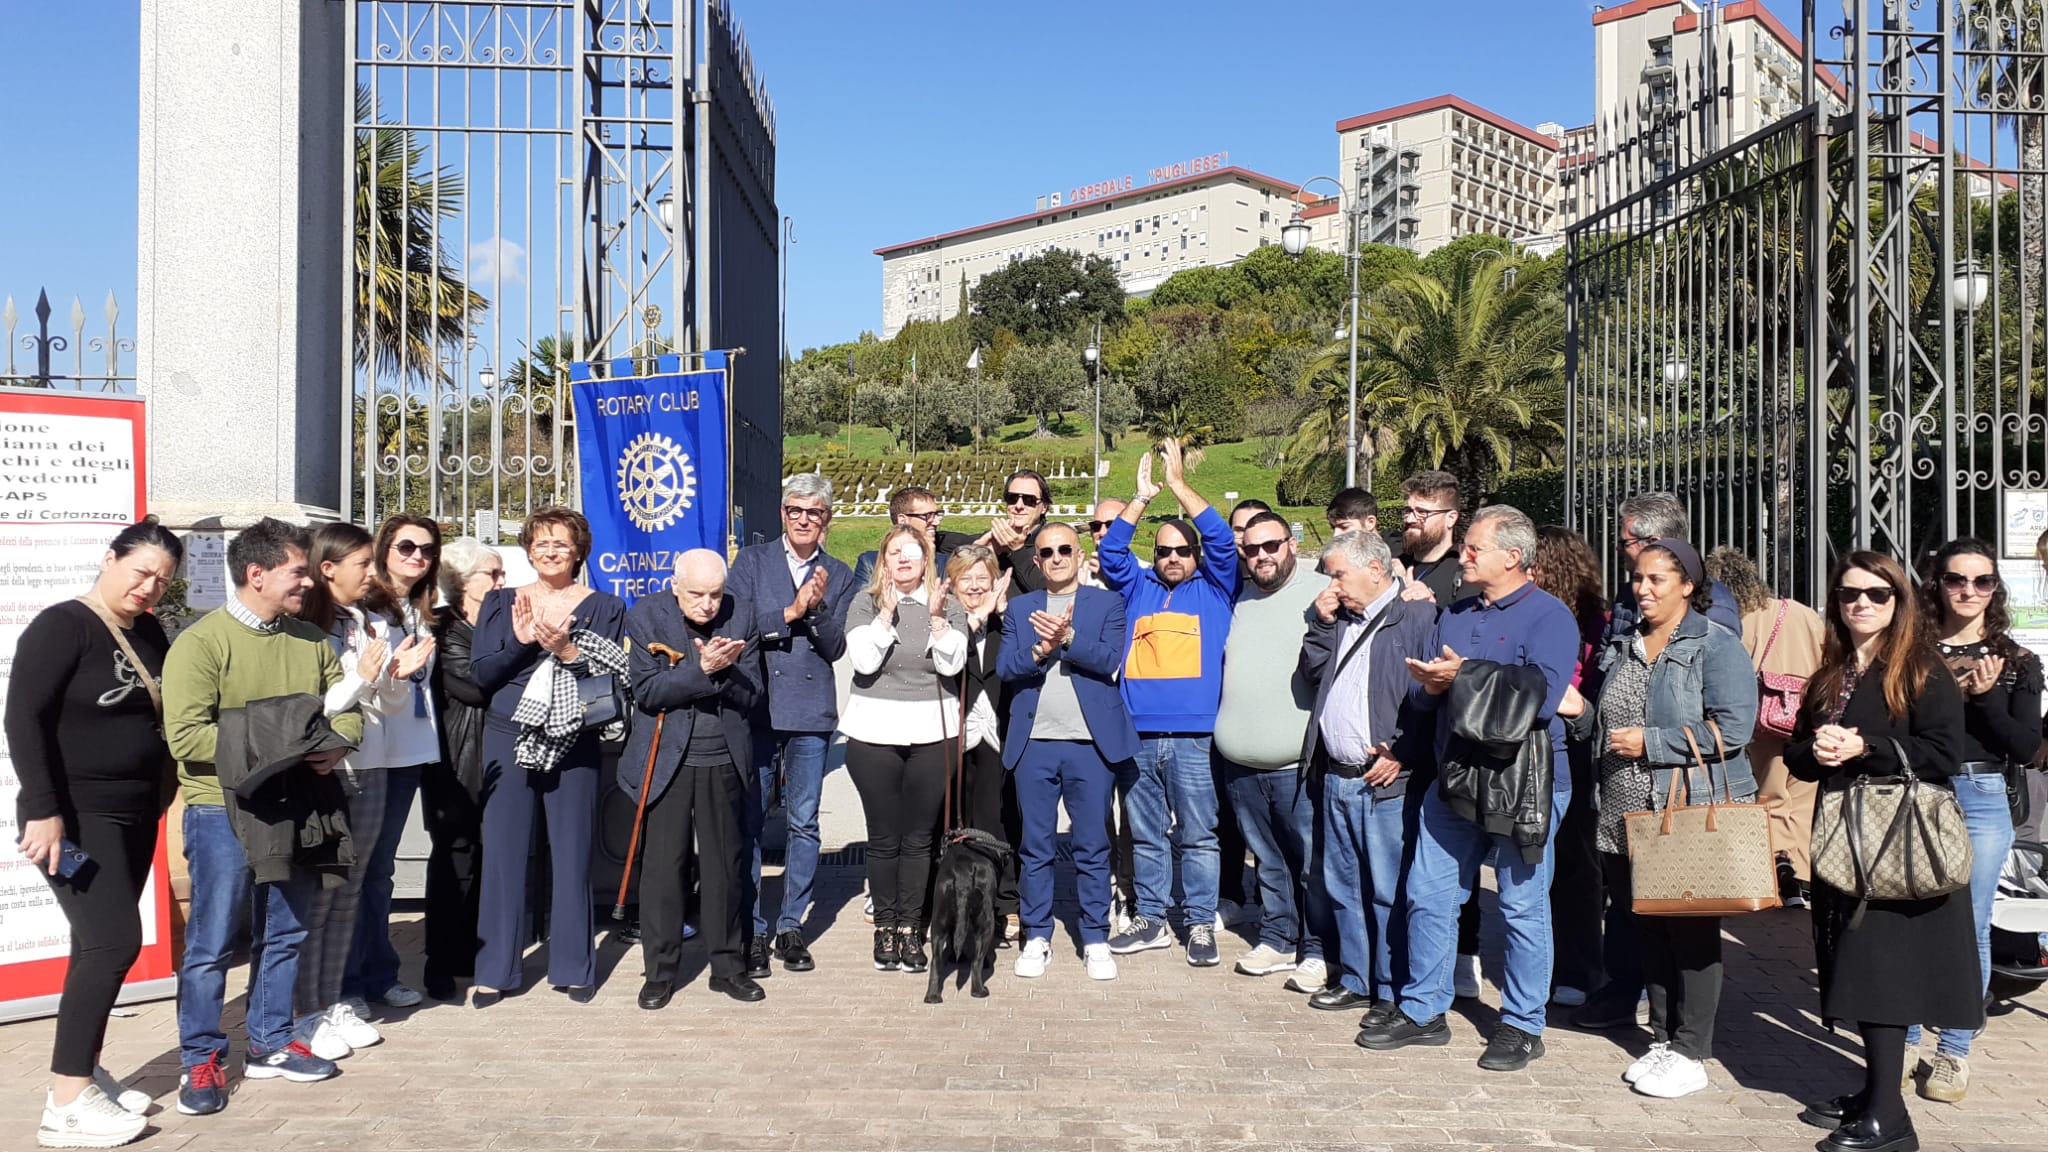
[1135,219,1144,235]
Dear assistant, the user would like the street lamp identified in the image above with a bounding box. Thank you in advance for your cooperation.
[656,192,675,232]
[1286,170,1365,486]
[478,362,497,391]
[1953,261,1991,314]
[1084,326,1103,504]
[1473,246,1518,288]
[1662,358,1690,384]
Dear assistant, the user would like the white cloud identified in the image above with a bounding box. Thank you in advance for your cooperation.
[467,236,528,287]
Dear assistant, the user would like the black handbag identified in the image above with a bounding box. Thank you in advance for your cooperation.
[577,673,627,731]
[2008,762,2033,830]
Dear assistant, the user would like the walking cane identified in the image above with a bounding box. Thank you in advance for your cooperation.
[614,641,687,920]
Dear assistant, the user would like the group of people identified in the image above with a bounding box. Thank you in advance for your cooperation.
[8,452,2031,1152]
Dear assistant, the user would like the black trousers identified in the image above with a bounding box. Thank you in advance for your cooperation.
[642,757,748,982]
[1215,777,1249,906]
[845,739,948,930]
[40,807,156,1077]
[1108,790,1138,909]
[1604,853,1724,1060]
[420,760,484,985]
[962,741,1021,918]
[1549,735,1605,991]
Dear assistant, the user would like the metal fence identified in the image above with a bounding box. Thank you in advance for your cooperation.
[2,289,136,392]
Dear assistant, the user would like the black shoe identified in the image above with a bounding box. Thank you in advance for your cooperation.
[1477,1023,1546,1072]
[898,931,929,974]
[1309,986,1371,1012]
[1819,1111,1918,1152]
[874,929,900,971]
[774,929,815,972]
[1355,1009,1452,1050]
[1800,1093,1868,1131]
[709,974,766,1003]
[1358,999,1401,1032]
[1574,985,1645,1029]
[745,936,773,979]
[1778,856,1811,909]
[637,979,674,1011]
[425,972,459,1002]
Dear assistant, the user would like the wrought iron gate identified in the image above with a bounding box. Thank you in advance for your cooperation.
[343,0,778,541]
[1567,0,2048,600]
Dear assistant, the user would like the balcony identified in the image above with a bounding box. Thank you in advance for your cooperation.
[1643,61,1674,82]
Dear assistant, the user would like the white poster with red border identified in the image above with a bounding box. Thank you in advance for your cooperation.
[0,389,175,1023]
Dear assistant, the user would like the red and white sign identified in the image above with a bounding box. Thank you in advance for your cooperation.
[0,389,173,1022]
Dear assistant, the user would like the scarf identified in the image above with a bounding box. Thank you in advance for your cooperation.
[510,628,630,772]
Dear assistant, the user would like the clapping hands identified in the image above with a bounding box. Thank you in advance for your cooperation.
[695,636,746,674]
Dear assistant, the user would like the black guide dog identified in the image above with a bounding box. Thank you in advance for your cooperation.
[924,827,1013,1003]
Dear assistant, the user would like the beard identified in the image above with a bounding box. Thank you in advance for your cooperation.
[1251,556,1295,591]
[1405,521,1447,555]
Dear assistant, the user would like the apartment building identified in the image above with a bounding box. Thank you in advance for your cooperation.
[1594,0,1840,147]
[873,165,1300,338]
[1326,95,1563,256]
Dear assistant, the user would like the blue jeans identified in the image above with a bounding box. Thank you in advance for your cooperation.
[1117,735,1220,929]
[1015,740,1116,945]
[746,731,829,937]
[1225,761,1328,958]
[1323,774,1418,999]
[1908,772,2013,1058]
[343,762,422,1001]
[1399,778,1571,1035]
[176,804,316,1066]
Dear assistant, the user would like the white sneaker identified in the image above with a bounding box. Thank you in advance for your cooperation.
[1623,1042,1672,1084]
[90,1067,149,1115]
[1014,937,1052,978]
[378,983,422,1008]
[1235,944,1298,976]
[296,1013,352,1061]
[1634,1052,1709,1099]
[1284,957,1330,993]
[38,1084,146,1148]
[1551,985,1588,1008]
[329,1002,382,1049]
[1454,953,1482,999]
[1084,942,1118,981]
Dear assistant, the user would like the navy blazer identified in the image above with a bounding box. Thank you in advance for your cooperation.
[726,538,855,733]
[618,591,761,804]
[1299,590,1440,799]
[995,585,1139,769]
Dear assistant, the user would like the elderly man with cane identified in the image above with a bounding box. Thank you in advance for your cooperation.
[621,549,764,1008]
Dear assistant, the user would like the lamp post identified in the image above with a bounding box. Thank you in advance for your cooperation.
[1952,261,1991,314]
[1472,246,1518,288]
[1283,167,1365,486]
[1084,323,1103,505]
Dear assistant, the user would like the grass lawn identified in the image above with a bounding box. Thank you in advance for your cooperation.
[802,418,1340,567]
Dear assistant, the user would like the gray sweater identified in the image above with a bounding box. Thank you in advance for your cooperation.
[845,587,970,703]
[1213,563,1322,770]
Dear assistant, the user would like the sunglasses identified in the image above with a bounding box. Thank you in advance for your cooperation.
[1154,544,1196,559]
[393,539,438,558]
[1240,539,1288,557]
[782,505,828,523]
[1087,520,1115,534]
[1939,572,2000,595]
[1834,585,1897,606]
[1004,491,1043,508]
[1035,543,1076,559]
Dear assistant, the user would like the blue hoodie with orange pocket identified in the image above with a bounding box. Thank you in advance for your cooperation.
[1097,504,1242,734]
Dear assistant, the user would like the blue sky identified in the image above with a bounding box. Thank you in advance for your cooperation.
[0,0,1808,359]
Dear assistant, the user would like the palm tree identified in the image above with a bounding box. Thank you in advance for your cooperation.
[354,85,486,384]
[1358,261,1565,502]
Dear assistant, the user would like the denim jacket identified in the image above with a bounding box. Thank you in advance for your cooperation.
[1594,608,1759,807]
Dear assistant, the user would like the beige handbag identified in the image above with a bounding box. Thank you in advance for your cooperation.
[1811,739,1972,907]
[1624,724,1782,916]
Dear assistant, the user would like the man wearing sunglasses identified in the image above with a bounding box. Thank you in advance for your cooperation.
[1083,498,1127,590]
[725,473,856,975]
[1097,439,1242,964]
[849,486,978,590]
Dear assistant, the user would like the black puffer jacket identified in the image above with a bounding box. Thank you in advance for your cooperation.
[1438,659,1556,864]
[433,611,488,795]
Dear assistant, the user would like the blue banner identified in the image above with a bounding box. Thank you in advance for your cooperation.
[569,354,729,605]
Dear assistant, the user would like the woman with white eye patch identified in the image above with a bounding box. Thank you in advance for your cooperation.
[841,525,969,976]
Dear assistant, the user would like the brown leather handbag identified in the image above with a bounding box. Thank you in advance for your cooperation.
[1625,725,1782,916]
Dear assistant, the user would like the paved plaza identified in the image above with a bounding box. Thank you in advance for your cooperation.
[5,764,2047,1152]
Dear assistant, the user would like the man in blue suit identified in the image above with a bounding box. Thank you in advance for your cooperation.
[621,549,761,1008]
[724,474,856,975]
[998,522,1138,983]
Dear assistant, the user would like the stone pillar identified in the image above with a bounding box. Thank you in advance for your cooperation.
[138,0,347,529]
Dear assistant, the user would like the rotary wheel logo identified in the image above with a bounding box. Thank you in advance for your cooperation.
[616,432,696,531]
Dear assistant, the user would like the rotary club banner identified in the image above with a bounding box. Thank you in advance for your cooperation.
[569,353,731,606]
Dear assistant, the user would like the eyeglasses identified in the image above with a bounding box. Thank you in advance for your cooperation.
[1240,539,1288,557]
[782,505,828,523]
[1035,544,1076,559]
[1834,585,1897,606]
[1087,520,1114,534]
[1154,544,1196,560]
[1459,543,1507,559]
[1940,572,2000,595]
[1004,491,1043,509]
[1621,533,1658,550]
[480,569,506,582]
[900,510,943,525]
[1401,506,1453,522]
[393,539,438,558]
